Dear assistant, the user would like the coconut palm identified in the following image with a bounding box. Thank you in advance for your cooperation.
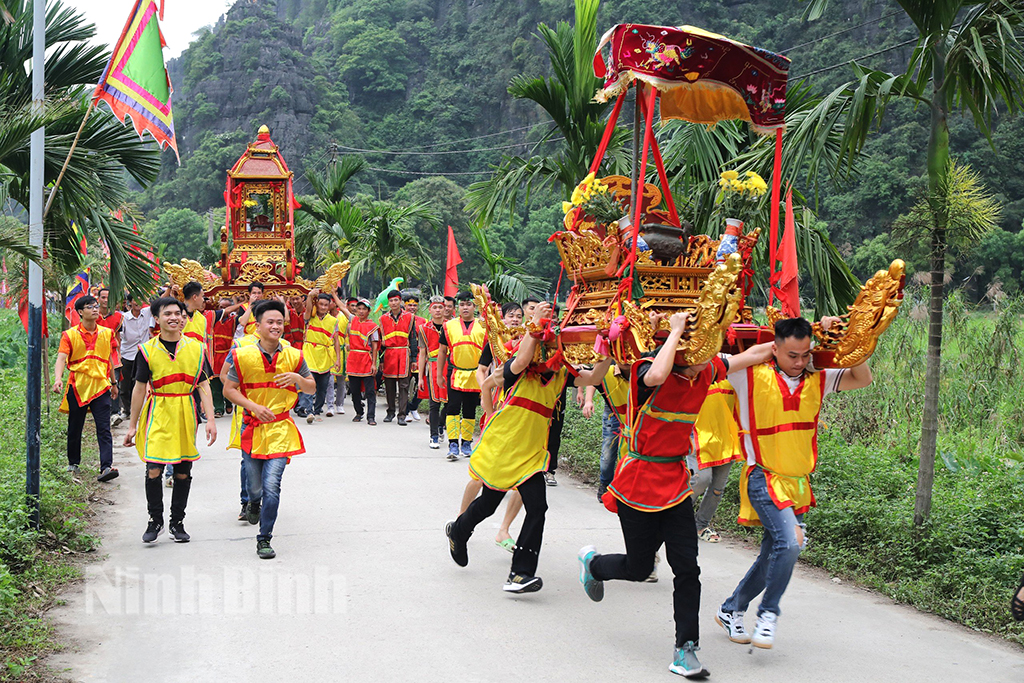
[469,222,548,302]
[803,0,1024,525]
[348,200,441,293]
[0,0,161,299]
[294,157,367,270]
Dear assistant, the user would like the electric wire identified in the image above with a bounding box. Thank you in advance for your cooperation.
[790,35,920,80]
[781,11,902,52]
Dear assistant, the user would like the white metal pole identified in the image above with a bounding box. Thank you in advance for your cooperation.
[26,0,46,529]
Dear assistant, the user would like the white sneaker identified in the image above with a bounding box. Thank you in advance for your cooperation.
[326,407,334,417]
[410,410,420,421]
[751,611,777,649]
[337,405,345,414]
[715,606,751,644]
[645,552,660,583]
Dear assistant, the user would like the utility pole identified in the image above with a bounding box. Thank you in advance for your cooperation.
[26,0,46,529]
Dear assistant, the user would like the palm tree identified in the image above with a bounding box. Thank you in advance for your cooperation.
[465,0,630,225]
[806,0,1024,525]
[469,222,548,302]
[348,200,440,293]
[0,0,161,299]
[294,157,366,270]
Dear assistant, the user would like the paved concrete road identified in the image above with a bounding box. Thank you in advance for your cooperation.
[49,411,1024,682]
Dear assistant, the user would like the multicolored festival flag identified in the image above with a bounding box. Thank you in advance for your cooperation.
[93,0,179,161]
[65,272,91,327]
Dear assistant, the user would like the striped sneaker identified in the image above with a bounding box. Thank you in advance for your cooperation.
[715,606,751,644]
[502,573,542,593]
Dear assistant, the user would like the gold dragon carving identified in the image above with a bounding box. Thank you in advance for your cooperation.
[471,284,530,365]
[163,259,218,293]
[296,260,352,292]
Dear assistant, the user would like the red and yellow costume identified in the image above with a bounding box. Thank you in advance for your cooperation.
[417,322,448,402]
[58,325,114,413]
[286,306,305,349]
[233,342,306,461]
[600,365,630,462]
[227,334,291,450]
[443,317,486,392]
[182,309,209,363]
[469,366,569,490]
[97,311,123,368]
[303,313,337,374]
[380,311,414,378]
[410,315,426,374]
[692,380,742,469]
[737,364,826,525]
[209,312,236,376]
[606,357,726,513]
[134,336,205,464]
[346,318,378,377]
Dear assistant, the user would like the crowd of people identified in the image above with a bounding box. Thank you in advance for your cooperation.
[51,278,887,678]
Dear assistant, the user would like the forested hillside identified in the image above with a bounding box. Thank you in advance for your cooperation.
[137,0,1024,298]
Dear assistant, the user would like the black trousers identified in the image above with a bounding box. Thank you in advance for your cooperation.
[311,371,330,415]
[66,389,113,470]
[118,357,136,415]
[590,498,701,648]
[384,374,410,416]
[444,388,480,442]
[349,375,376,420]
[546,391,566,473]
[450,473,548,576]
[428,398,443,439]
[145,461,193,523]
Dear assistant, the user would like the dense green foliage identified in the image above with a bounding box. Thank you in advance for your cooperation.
[560,294,1024,643]
[0,314,100,680]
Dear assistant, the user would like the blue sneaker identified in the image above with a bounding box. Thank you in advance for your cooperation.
[447,442,460,461]
[669,641,708,678]
[578,545,604,602]
[429,436,440,450]
[461,441,473,457]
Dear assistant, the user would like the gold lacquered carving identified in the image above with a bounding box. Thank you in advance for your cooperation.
[164,259,218,293]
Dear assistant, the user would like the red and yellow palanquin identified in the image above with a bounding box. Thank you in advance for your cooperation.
[232,342,306,461]
[736,363,827,525]
[134,336,206,464]
[346,318,378,377]
[59,325,115,413]
[380,311,415,378]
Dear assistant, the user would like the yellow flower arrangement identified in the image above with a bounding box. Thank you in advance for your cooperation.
[243,199,258,208]
[718,168,768,222]
[562,172,624,227]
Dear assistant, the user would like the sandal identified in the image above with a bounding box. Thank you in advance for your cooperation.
[698,526,721,543]
[495,538,516,553]
[1012,573,1024,621]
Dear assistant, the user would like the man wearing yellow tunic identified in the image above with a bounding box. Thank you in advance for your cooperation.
[124,297,217,544]
[687,378,743,542]
[301,289,339,424]
[224,300,315,559]
[437,290,487,460]
[446,301,613,593]
[51,295,120,482]
[717,317,872,650]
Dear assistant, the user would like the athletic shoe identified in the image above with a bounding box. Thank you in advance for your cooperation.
[429,436,440,450]
[397,416,407,426]
[751,612,777,649]
[257,539,276,559]
[447,442,460,461]
[544,472,557,486]
[646,553,660,583]
[110,413,124,427]
[295,408,307,418]
[597,485,607,502]
[383,413,395,423]
[142,519,163,543]
[238,503,248,521]
[66,464,79,474]
[715,607,751,644]
[326,407,334,417]
[669,641,708,678]
[461,442,473,457]
[698,526,721,543]
[97,467,119,482]
[306,414,314,424]
[247,500,261,526]
[225,405,233,415]
[168,522,190,543]
[578,545,604,602]
[353,414,363,422]
[410,410,420,421]
[503,573,543,593]
[164,477,173,489]
[337,405,345,415]
[446,521,468,567]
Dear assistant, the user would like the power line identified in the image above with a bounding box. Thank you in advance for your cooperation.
[335,137,563,156]
[781,11,902,52]
[406,125,539,149]
[790,35,919,80]
[365,166,492,176]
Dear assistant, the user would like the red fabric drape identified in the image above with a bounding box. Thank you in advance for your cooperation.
[768,128,783,304]
[772,187,800,317]
[444,225,462,297]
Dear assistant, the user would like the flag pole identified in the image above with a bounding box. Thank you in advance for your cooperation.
[42,100,95,220]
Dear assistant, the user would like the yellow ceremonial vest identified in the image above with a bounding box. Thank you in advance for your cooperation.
[182,309,208,347]
[135,337,205,464]
[234,343,305,460]
[60,325,113,413]
[227,334,290,450]
[333,315,349,377]
[444,318,486,392]
[468,367,568,491]
[693,380,743,469]
[304,314,337,373]
[738,364,826,526]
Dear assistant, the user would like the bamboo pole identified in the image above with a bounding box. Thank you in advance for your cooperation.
[42,101,94,220]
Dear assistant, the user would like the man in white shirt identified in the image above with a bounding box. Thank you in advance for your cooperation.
[116,294,153,423]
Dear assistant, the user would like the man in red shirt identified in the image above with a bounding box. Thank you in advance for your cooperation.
[403,293,426,422]
[380,290,415,425]
[577,312,771,678]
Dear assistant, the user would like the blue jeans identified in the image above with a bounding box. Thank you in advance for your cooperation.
[239,459,249,505]
[721,466,806,617]
[599,405,621,488]
[242,452,288,542]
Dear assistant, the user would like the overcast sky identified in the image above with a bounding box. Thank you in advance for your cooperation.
[68,0,234,60]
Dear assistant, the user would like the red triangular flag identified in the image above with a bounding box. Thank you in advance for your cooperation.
[444,225,462,297]
[772,188,800,317]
